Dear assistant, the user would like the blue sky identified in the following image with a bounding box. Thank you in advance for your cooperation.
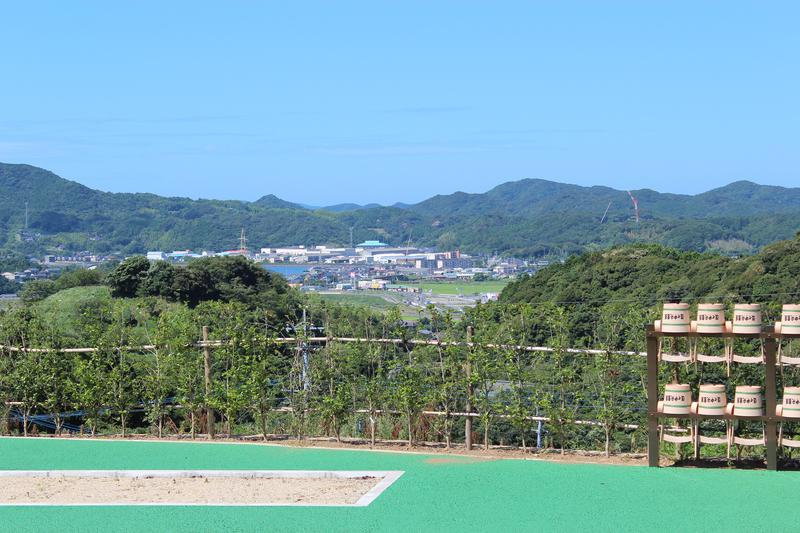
[0,2,797,205]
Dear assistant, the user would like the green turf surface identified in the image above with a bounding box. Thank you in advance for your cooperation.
[0,437,796,532]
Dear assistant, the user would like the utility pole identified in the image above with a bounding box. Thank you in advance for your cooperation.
[301,307,310,390]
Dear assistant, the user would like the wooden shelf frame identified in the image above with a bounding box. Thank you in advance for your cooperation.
[646,325,779,470]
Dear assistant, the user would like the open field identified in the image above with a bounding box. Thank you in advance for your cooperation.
[314,293,422,321]
[411,280,509,295]
[315,292,400,310]
[1,437,797,532]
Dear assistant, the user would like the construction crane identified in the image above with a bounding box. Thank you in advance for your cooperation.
[599,201,612,224]
[627,191,640,223]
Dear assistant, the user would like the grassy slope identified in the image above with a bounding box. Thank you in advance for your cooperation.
[34,286,112,338]
[0,438,795,533]
[33,285,183,342]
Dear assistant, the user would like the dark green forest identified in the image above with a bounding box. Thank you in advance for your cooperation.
[3,162,800,257]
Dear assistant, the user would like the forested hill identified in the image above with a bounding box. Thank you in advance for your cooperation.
[2,162,800,256]
[499,235,800,342]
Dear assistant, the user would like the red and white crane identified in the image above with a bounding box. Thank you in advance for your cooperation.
[627,191,640,223]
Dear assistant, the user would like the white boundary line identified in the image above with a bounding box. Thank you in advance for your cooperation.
[355,470,404,506]
[0,469,405,507]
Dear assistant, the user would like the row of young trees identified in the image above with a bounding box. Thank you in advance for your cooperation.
[0,296,652,455]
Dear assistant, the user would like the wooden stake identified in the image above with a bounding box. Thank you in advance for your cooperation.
[465,326,474,451]
[765,335,777,471]
[646,328,660,467]
[203,326,215,439]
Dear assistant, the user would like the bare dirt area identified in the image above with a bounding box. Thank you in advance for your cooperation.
[251,436,648,466]
[0,473,380,505]
[35,433,648,467]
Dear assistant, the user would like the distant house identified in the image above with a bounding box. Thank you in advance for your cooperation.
[167,250,198,261]
[146,251,167,261]
[481,292,500,304]
[357,279,389,290]
[386,284,421,293]
[356,240,389,248]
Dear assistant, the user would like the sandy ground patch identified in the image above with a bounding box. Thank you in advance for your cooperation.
[0,471,386,505]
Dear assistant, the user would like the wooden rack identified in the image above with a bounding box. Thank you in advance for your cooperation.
[646,325,779,470]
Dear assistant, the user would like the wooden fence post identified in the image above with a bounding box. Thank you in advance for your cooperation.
[646,327,659,467]
[465,326,474,451]
[765,335,777,471]
[203,326,215,439]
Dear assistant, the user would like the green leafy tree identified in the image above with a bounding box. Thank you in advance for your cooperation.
[107,256,150,298]
[19,280,57,303]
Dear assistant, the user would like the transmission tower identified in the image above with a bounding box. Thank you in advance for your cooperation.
[239,228,248,254]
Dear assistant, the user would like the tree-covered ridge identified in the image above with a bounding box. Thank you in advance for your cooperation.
[499,235,800,343]
[2,162,800,256]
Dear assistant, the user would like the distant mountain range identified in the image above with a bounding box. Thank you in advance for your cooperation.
[1,162,799,257]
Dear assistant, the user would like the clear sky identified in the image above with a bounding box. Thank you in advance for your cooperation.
[0,2,797,205]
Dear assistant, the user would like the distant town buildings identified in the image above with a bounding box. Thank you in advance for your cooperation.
[2,267,62,283]
[11,239,542,305]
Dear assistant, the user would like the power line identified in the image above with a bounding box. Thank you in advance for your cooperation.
[500,290,800,307]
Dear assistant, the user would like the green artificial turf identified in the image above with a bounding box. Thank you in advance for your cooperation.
[0,437,796,532]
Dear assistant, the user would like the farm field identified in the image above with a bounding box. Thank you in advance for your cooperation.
[0,437,797,532]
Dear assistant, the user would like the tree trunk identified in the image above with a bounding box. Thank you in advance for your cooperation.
[484,419,490,451]
[407,413,413,447]
[605,426,611,457]
[158,416,163,438]
[370,415,376,448]
[121,413,127,437]
[190,411,196,439]
[23,411,29,437]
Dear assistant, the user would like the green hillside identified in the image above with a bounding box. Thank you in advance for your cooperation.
[3,162,800,256]
[499,234,800,342]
